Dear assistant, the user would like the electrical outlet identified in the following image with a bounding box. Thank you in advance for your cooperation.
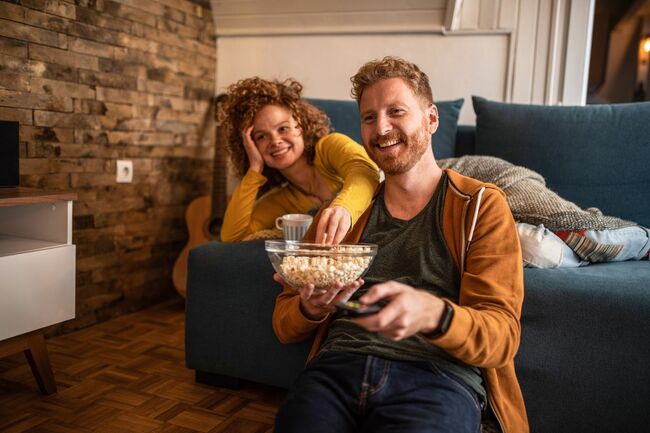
[116,160,133,183]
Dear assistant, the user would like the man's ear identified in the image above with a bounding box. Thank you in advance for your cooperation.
[427,104,439,135]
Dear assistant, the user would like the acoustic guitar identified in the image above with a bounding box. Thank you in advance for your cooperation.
[172,94,228,297]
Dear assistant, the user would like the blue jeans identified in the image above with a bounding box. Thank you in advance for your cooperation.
[274,351,482,433]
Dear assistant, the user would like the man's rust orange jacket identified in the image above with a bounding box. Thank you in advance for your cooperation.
[272,169,529,433]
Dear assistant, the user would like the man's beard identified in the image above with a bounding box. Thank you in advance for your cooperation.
[369,120,430,176]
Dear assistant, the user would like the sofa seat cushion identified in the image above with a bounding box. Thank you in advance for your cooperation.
[472,96,650,228]
[517,261,650,432]
[186,240,311,388]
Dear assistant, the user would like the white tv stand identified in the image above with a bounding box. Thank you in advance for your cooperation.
[0,188,76,394]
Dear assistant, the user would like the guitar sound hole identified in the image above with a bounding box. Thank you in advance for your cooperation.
[208,218,222,238]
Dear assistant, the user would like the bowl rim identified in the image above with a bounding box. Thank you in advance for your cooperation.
[265,240,377,255]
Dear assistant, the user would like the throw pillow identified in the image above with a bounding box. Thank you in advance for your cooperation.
[472,96,650,228]
[308,98,464,160]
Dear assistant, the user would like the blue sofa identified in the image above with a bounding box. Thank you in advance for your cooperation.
[186,97,650,433]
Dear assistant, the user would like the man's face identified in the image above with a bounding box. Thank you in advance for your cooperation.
[359,77,438,176]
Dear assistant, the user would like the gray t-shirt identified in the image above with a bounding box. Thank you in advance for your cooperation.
[320,173,486,401]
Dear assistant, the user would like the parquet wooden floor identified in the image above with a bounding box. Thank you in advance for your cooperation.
[0,299,287,433]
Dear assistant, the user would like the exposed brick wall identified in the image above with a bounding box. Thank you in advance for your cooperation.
[0,0,216,333]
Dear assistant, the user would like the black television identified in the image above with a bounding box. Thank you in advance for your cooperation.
[0,120,19,187]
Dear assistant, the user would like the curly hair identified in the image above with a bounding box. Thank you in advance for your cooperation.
[218,77,331,186]
[350,56,433,106]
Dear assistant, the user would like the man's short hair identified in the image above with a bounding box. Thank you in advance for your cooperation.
[350,56,434,106]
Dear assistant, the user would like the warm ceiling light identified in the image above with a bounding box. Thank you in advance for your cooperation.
[644,36,650,54]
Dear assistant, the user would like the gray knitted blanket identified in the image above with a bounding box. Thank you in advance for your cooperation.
[438,156,635,231]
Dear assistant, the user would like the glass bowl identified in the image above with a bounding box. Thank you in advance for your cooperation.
[265,241,378,290]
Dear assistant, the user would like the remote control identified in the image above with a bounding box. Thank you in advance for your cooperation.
[335,300,384,317]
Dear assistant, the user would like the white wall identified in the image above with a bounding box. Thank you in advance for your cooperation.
[213,0,595,119]
[217,34,509,125]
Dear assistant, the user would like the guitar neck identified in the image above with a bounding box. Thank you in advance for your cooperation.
[210,161,226,226]
[209,93,229,228]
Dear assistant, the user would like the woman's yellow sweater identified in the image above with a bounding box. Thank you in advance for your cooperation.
[221,133,380,242]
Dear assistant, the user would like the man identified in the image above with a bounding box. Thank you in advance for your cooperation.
[272,57,529,433]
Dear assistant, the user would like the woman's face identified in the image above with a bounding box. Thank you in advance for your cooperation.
[251,104,305,171]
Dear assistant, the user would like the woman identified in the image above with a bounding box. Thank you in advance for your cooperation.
[219,77,380,244]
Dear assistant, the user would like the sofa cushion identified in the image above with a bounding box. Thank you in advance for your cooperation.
[519,261,650,432]
[472,96,650,228]
[308,98,464,160]
[186,240,312,388]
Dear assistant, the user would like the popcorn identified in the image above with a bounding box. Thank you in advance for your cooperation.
[277,246,374,289]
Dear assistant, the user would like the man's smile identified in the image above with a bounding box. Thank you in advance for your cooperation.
[375,132,405,149]
[377,138,402,148]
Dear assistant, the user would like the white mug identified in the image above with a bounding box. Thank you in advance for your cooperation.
[275,214,313,241]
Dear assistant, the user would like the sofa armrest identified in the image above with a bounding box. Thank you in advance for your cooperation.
[185,240,311,388]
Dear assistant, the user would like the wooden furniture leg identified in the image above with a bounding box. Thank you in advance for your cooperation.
[24,332,57,394]
[0,330,57,395]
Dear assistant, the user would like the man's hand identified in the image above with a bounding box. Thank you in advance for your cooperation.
[274,274,363,321]
[242,125,264,173]
[352,281,447,341]
[315,205,352,245]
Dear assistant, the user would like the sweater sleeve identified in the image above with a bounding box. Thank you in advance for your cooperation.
[221,170,283,242]
[316,133,380,227]
[221,170,306,242]
[220,170,268,242]
[272,285,329,343]
[431,188,524,369]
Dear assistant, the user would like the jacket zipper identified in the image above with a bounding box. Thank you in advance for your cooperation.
[451,182,506,433]
[448,181,470,273]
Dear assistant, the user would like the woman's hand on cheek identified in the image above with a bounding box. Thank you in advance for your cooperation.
[242,125,264,173]
[315,205,352,245]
